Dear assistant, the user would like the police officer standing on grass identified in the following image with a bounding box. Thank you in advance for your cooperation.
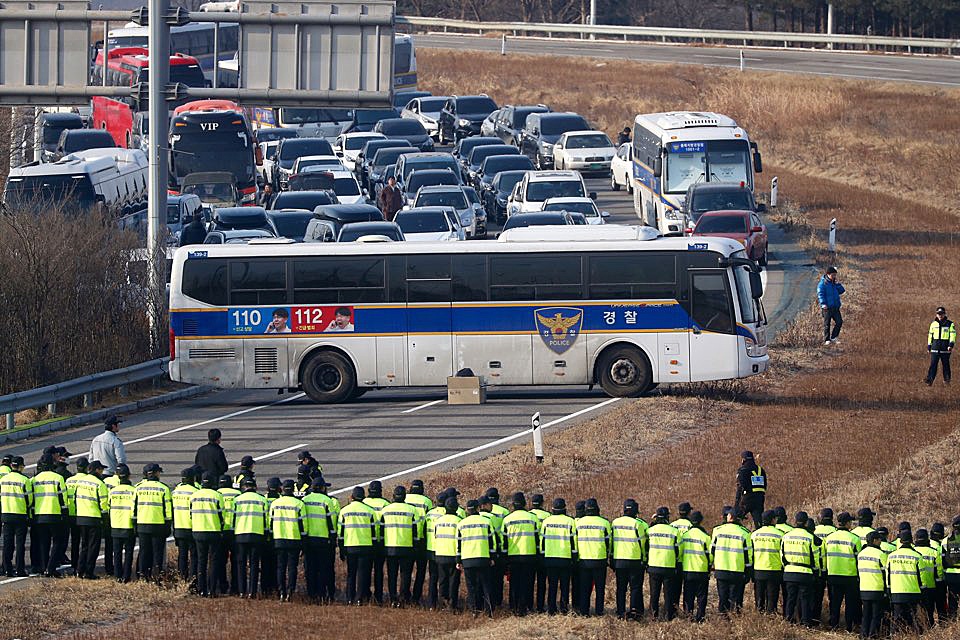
[575,497,611,616]
[270,479,305,602]
[929,522,948,620]
[74,460,108,579]
[457,499,496,617]
[942,516,960,616]
[108,464,136,583]
[679,510,711,622]
[540,498,577,615]
[171,467,199,582]
[33,454,68,577]
[363,480,390,604]
[134,463,172,580]
[734,451,766,530]
[914,528,941,626]
[825,511,863,631]
[234,477,268,599]
[433,497,462,610]
[926,306,955,385]
[405,479,432,605]
[190,472,225,597]
[302,476,335,602]
[818,266,846,345]
[612,499,647,620]
[260,477,281,596]
[782,511,816,626]
[383,485,419,606]
[424,489,449,608]
[338,486,377,605]
[529,493,551,614]
[887,530,926,633]
[647,506,681,620]
[751,510,784,614]
[218,475,241,594]
[812,508,837,624]
[502,492,539,616]
[1,456,31,577]
[858,531,887,639]
[711,507,753,613]
[310,476,338,602]
[64,457,87,575]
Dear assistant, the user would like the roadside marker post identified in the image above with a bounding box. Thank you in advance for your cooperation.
[739,49,745,71]
[501,34,507,55]
[829,218,837,253]
[531,412,544,463]
[770,176,778,208]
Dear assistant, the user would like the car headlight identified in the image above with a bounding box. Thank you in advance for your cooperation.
[541,142,554,150]
[496,197,507,206]
[665,209,683,221]
[458,118,471,127]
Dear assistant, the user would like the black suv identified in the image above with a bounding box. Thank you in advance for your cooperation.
[519,112,590,170]
[682,182,764,228]
[438,95,498,144]
[494,104,550,147]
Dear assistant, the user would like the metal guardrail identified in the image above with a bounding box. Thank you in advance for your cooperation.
[1,358,170,429]
[396,16,960,53]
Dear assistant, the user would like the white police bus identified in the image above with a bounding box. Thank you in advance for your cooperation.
[169,226,768,403]
[631,112,762,236]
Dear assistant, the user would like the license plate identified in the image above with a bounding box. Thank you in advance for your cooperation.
[589,163,603,170]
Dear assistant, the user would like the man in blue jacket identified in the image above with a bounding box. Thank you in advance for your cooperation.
[817,267,846,345]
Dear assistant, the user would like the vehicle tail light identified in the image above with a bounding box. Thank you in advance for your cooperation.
[168,189,180,196]
[239,186,257,205]
[169,326,176,361]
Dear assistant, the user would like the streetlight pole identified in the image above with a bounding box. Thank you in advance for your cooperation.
[147,0,170,353]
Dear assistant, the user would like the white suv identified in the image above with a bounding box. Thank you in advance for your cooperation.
[506,170,593,217]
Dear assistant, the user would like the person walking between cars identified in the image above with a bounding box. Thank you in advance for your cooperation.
[617,127,631,145]
[818,266,846,345]
[377,175,404,222]
[926,306,955,385]
[179,212,208,246]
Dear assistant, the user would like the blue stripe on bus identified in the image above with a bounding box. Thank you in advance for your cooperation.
[632,162,678,211]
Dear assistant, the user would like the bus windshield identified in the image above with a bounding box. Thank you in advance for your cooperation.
[665,140,751,194]
[4,175,97,210]
[172,133,255,184]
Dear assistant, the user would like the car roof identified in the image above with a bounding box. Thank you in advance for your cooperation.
[416,184,465,193]
[543,197,594,204]
[266,209,313,217]
[215,206,267,218]
[341,221,400,230]
[313,203,382,218]
[525,170,582,182]
[698,209,751,217]
[688,182,752,193]
[402,206,457,215]
[402,152,455,161]
[560,130,609,138]
[64,129,112,138]
[539,112,583,119]
[295,155,341,162]
[220,229,273,237]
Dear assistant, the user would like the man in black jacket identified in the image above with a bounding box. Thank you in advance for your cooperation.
[734,451,766,529]
[195,429,228,477]
[179,213,208,246]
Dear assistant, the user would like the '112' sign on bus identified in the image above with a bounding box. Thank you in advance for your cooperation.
[228,306,355,335]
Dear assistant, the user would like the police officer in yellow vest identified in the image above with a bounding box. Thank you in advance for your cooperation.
[134,463,173,580]
[851,507,877,544]
[751,509,784,613]
[190,472,225,596]
[301,476,335,602]
[338,486,377,604]
[530,493,551,614]
[914,528,941,627]
[824,511,862,631]
[887,530,926,632]
[107,464,136,583]
[457,499,496,616]
[612,499,647,620]
[424,488,450,608]
[382,485,419,606]
[363,480,390,605]
[540,498,577,615]
[1,456,31,577]
[405,479,433,605]
[433,497,462,610]
[781,511,817,626]
[0,454,11,477]
[232,456,255,490]
[74,460,108,579]
[711,506,754,613]
[926,306,955,385]
[941,516,960,616]
[33,455,68,577]
[218,475,241,595]
[260,477,282,596]
[481,489,509,609]
[647,506,681,620]
[171,466,199,581]
[502,492,539,616]
[680,511,712,621]
[575,497,611,616]
[270,479,305,601]
[64,457,87,576]
[233,477,269,598]
[858,531,887,639]
[734,451,766,530]
[929,522,948,620]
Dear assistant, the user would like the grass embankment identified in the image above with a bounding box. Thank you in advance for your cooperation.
[13,49,960,639]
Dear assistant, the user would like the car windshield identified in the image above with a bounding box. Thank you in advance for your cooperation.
[692,190,754,213]
[279,140,334,161]
[419,98,446,113]
[666,140,752,194]
[457,97,497,114]
[526,180,585,202]
[334,177,361,196]
[345,136,379,151]
[272,192,334,209]
[565,134,612,149]
[513,108,544,128]
[482,156,531,175]
[695,215,747,234]
[380,120,425,135]
[408,173,458,194]
[540,115,588,135]
[544,201,597,217]
[270,214,313,239]
[4,175,97,210]
[396,211,449,233]
[172,134,255,183]
[340,226,398,242]
[64,131,115,152]
[463,188,479,205]
[280,108,352,124]
[495,172,525,195]
[373,148,412,168]
[297,158,341,170]
[416,191,467,209]
[355,109,398,125]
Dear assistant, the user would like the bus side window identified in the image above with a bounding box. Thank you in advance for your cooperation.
[453,254,487,302]
[407,255,452,303]
[182,258,228,305]
[231,260,287,305]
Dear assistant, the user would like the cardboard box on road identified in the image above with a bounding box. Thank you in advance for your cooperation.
[447,376,486,405]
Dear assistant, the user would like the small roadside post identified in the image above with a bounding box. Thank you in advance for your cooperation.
[531,412,544,463]
[829,218,837,253]
[770,176,778,208]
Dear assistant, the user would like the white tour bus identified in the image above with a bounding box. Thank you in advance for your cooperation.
[169,226,768,403]
[631,111,762,235]
[106,22,240,80]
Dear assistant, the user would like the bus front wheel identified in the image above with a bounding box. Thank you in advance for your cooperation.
[597,345,652,398]
[301,350,356,404]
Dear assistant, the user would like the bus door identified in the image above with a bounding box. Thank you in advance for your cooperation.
[405,256,453,386]
[688,269,738,381]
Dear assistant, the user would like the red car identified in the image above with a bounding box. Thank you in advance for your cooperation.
[691,210,769,265]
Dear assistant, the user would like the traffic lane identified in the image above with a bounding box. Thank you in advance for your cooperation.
[415,34,960,87]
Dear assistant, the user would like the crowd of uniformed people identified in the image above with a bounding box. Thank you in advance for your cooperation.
[2,448,959,637]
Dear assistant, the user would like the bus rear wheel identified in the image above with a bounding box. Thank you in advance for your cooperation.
[301,350,356,404]
[597,345,652,398]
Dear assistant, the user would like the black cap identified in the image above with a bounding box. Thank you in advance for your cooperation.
[43,445,56,455]
[115,463,129,476]
[552,498,566,512]
[795,511,809,525]
[485,487,499,498]
[297,464,312,476]
[953,515,960,527]
[369,480,382,490]
[55,446,71,456]
[857,507,876,519]
[282,479,296,490]
[900,530,913,544]
[75,457,89,470]
[741,450,754,460]
[267,477,282,490]
[837,511,853,524]
[351,486,365,500]
[201,472,218,485]
[722,505,734,518]
[826,266,838,274]
[444,487,460,497]
[876,526,889,536]
[241,455,255,467]
[936,306,946,315]
[584,498,599,514]
[916,528,930,541]
[655,506,670,519]
[678,502,692,515]
[898,521,912,532]
[478,495,491,506]
[531,494,544,507]
[104,415,122,427]
[819,508,834,520]
[865,531,881,545]
[774,506,787,517]
[88,460,105,471]
[804,519,816,532]
[623,499,638,515]
[143,463,162,474]
[466,499,480,510]
[242,477,257,488]
[297,450,312,461]
[12,455,24,466]
[436,489,449,502]
[932,523,945,536]
[218,475,232,488]
[393,485,407,500]
[181,467,196,478]
[512,492,526,508]
[1,454,12,464]
[762,509,776,525]
[690,511,704,525]
[410,479,424,489]
[444,497,459,511]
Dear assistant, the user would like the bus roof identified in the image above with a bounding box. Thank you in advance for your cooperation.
[635,112,748,141]
[6,155,118,178]
[109,22,222,37]
[173,99,242,116]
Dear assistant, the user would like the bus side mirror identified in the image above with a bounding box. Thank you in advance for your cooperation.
[749,270,763,299]
[653,155,663,178]
[753,151,763,173]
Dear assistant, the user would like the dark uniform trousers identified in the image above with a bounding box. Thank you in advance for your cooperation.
[370,542,386,604]
[427,554,440,607]
[103,533,114,576]
[490,554,507,609]
[136,525,168,579]
[784,573,814,626]
[860,593,884,639]
[303,538,331,600]
[683,572,709,622]
[1,518,28,576]
[920,588,937,627]
[260,537,277,594]
[235,534,262,596]
[344,550,373,603]
[462,560,494,615]
[648,567,678,620]
[716,571,746,613]
[111,532,135,583]
[321,538,336,601]
[811,573,826,624]
[891,596,921,634]
[828,575,862,631]
[173,529,196,580]
[946,573,960,617]
[578,560,607,616]
[754,569,782,613]
[195,532,224,596]
[507,557,535,615]
[535,557,547,613]
[411,540,428,604]
[216,531,238,594]
[34,519,68,575]
[544,560,572,614]
[77,522,103,578]
[68,519,81,572]
[927,352,951,384]
[386,549,415,604]
[613,560,644,618]
[274,542,300,598]
[435,558,460,609]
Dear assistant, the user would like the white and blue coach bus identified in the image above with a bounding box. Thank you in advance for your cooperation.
[106,23,239,81]
[168,227,768,403]
[632,112,762,236]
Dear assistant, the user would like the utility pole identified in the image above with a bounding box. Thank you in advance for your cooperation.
[826,3,834,49]
[148,0,171,354]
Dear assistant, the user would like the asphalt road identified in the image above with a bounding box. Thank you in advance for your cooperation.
[415,33,960,87]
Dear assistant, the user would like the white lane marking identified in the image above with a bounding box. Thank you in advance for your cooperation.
[228,443,308,469]
[401,399,444,414]
[694,54,762,61]
[841,63,915,72]
[25,392,307,470]
[331,396,620,495]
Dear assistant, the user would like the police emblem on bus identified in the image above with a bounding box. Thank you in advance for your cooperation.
[535,308,584,355]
